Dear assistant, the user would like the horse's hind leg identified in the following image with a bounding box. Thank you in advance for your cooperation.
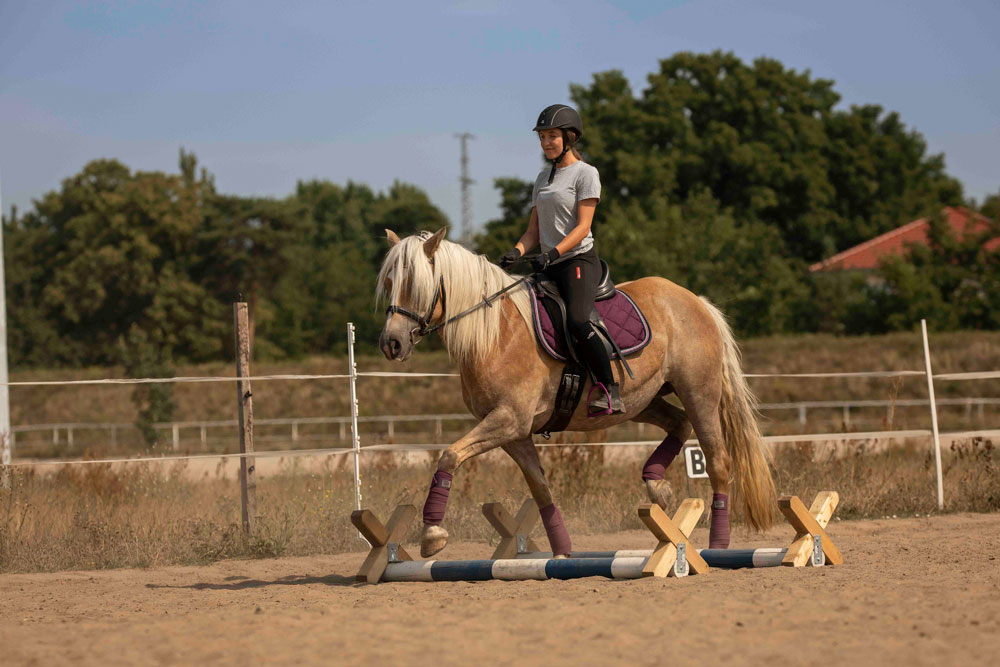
[672,380,732,548]
[503,438,572,557]
[634,396,692,509]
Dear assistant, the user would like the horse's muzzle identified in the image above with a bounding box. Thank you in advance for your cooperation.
[379,332,403,360]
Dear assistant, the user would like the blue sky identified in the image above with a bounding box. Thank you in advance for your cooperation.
[2,1,998,236]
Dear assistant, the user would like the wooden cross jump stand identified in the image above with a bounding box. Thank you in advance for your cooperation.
[638,498,710,577]
[351,505,416,584]
[482,499,542,560]
[780,491,843,567]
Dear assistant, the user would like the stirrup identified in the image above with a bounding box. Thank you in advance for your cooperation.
[587,382,615,417]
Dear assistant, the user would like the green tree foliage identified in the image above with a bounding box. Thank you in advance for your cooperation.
[3,153,451,372]
[477,51,972,336]
[980,193,999,222]
[570,51,962,261]
[475,177,534,261]
[6,157,224,367]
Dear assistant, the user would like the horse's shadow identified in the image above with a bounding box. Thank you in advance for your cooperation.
[146,572,358,591]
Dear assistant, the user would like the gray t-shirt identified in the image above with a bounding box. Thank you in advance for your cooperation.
[531,161,601,262]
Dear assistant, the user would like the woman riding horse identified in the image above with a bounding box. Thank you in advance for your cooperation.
[499,104,623,416]
[377,108,776,560]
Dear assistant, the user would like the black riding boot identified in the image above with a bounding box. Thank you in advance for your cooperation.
[573,322,624,415]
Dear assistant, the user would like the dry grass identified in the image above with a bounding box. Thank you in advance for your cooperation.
[2,436,996,574]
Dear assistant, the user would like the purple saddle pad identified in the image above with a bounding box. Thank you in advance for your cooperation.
[529,286,652,362]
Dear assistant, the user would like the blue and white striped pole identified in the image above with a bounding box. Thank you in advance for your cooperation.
[515,548,792,569]
[381,547,802,583]
[383,556,650,582]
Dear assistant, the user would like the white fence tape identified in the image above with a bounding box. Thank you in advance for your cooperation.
[9,428,994,469]
[2,368,995,388]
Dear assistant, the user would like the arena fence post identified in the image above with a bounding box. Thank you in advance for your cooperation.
[234,302,257,534]
[920,319,944,510]
[347,322,365,540]
[0,182,10,489]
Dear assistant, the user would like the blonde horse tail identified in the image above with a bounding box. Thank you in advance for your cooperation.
[699,297,777,532]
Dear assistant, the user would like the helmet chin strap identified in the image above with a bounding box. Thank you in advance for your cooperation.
[547,145,571,183]
[549,130,575,183]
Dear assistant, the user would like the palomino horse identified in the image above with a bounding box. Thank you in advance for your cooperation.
[377,228,775,558]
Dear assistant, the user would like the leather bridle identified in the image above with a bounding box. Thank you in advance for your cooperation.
[385,276,447,343]
[385,273,533,345]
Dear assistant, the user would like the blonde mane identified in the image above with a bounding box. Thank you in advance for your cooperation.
[376,233,535,365]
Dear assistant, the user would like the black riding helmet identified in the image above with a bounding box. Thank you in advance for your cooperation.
[534,104,583,183]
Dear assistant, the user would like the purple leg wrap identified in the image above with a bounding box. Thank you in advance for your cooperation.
[641,435,685,481]
[422,470,453,526]
[709,492,730,549]
[539,503,572,556]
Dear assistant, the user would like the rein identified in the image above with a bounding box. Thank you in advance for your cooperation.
[386,258,537,344]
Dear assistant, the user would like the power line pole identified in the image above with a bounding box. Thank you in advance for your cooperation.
[455,132,475,246]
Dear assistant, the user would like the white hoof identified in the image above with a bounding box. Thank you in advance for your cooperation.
[552,553,570,560]
[645,478,673,509]
[420,524,449,558]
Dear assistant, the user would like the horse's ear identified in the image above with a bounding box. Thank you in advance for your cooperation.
[385,229,401,246]
[422,227,447,259]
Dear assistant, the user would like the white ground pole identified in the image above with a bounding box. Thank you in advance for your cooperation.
[921,319,944,510]
[0,180,11,488]
[347,323,364,537]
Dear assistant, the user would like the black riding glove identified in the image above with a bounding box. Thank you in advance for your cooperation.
[499,248,522,269]
[531,248,560,273]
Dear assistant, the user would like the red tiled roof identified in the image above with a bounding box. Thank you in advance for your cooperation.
[809,207,1000,272]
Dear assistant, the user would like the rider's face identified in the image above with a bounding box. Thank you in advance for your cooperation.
[538,129,563,160]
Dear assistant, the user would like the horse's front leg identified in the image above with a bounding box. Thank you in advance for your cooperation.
[503,438,572,557]
[421,406,523,557]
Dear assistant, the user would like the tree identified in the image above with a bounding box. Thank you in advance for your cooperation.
[571,51,963,262]
[473,50,971,336]
[475,177,534,261]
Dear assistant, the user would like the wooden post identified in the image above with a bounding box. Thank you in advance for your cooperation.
[234,302,257,534]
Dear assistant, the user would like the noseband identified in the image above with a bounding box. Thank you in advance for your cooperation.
[385,277,447,343]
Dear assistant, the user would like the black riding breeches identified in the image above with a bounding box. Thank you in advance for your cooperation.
[541,249,615,385]
[542,248,601,337]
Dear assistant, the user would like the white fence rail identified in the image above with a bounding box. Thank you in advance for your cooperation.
[9,397,1000,451]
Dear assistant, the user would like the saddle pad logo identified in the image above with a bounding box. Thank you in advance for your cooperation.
[576,267,581,279]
